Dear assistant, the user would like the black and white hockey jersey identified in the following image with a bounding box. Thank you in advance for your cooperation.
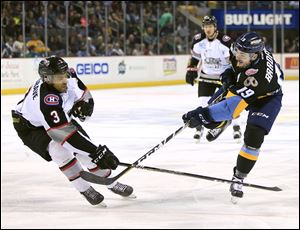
[191,32,233,79]
[15,68,97,156]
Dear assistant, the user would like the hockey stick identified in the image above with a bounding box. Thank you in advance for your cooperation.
[207,86,226,105]
[194,78,222,85]
[80,123,189,185]
[118,162,282,191]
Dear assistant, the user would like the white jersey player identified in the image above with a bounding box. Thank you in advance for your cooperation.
[185,15,242,143]
[12,56,134,206]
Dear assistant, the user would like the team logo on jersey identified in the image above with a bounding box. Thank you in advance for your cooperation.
[222,35,231,42]
[245,68,259,76]
[244,77,258,87]
[194,33,202,40]
[44,94,60,105]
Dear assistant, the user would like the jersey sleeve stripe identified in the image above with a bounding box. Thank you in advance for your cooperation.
[47,122,78,144]
[46,122,69,132]
[61,130,78,145]
[239,150,258,161]
[226,91,249,118]
[209,93,247,121]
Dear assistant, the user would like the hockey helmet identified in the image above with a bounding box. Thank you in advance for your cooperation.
[202,15,217,27]
[38,55,68,81]
[234,31,265,54]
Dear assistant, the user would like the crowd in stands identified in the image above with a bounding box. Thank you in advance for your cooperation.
[1,1,299,58]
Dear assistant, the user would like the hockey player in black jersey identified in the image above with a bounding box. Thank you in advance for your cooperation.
[185,15,242,143]
[12,56,134,206]
[182,31,284,203]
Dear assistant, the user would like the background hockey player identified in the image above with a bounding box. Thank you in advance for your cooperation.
[12,56,134,206]
[182,31,284,202]
[185,15,242,143]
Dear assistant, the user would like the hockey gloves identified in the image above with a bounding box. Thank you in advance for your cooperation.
[220,68,235,90]
[91,145,119,169]
[185,66,198,86]
[71,99,94,121]
[182,106,213,128]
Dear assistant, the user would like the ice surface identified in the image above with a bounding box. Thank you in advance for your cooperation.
[1,81,299,228]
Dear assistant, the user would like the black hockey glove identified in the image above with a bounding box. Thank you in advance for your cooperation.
[182,107,214,128]
[71,99,94,121]
[220,68,235,90]
[91,145,119,170]
[185,66,198,86]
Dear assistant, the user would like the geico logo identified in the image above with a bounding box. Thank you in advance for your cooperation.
[76,63,109,75]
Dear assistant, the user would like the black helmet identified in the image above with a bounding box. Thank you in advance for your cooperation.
[38,55,68,80]
[202,15,217,27]
[234,31,265,54]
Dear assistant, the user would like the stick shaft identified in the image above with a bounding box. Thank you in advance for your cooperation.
[80,124,188,185]
[119,162,282,191]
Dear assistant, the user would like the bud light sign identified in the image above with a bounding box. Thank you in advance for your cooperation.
[76,63,109,75]
[212,9,298,29]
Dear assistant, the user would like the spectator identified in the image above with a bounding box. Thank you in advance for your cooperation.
[2,37,14,58]
[288,37,299,53]
[26,33,50,57]
[12,34,27,57]
[143,26,156,46]
[56,13,66,29]
[159,36,173,54]
[159,7,173,28]
[111,42,124,56]
[87,37,97,56]
[132,43,143,55]
[48,35,65,56]
[76,44,88,57]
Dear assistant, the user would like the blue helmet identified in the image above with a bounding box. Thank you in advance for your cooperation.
[234,31,265,53]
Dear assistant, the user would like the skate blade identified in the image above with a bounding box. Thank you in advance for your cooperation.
[96,202,107,208]
[230,196,240,204]
[123,193,137,199]
[194,138,201,144]
[234,138,242,144]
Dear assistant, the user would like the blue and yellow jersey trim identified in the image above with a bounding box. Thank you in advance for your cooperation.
[208,91,248,121]
[239,145,260,161]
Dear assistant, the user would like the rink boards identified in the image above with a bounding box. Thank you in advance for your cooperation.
[1,54,299,95]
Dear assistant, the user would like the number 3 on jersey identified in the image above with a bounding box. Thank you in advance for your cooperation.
[50,110,60,123]
[236,86,254,98]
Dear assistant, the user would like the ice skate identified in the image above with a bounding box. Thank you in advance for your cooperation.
[230,174,244,204]
[81,186,107,207]
[193,125,204,143]
[206,120,231,142]
[233,125,242,143]
[108,182,136,198]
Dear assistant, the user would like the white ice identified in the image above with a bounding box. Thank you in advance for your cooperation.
[1,81,299,229]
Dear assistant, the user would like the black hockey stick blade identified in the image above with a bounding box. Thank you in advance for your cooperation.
[80,170,118,185]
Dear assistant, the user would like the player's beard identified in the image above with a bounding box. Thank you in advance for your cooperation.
[236,60,245,68]
[206,30,218,40]
[55,83,68,93]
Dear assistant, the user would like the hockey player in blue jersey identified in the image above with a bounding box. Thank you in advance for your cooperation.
[182,31,284,202]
